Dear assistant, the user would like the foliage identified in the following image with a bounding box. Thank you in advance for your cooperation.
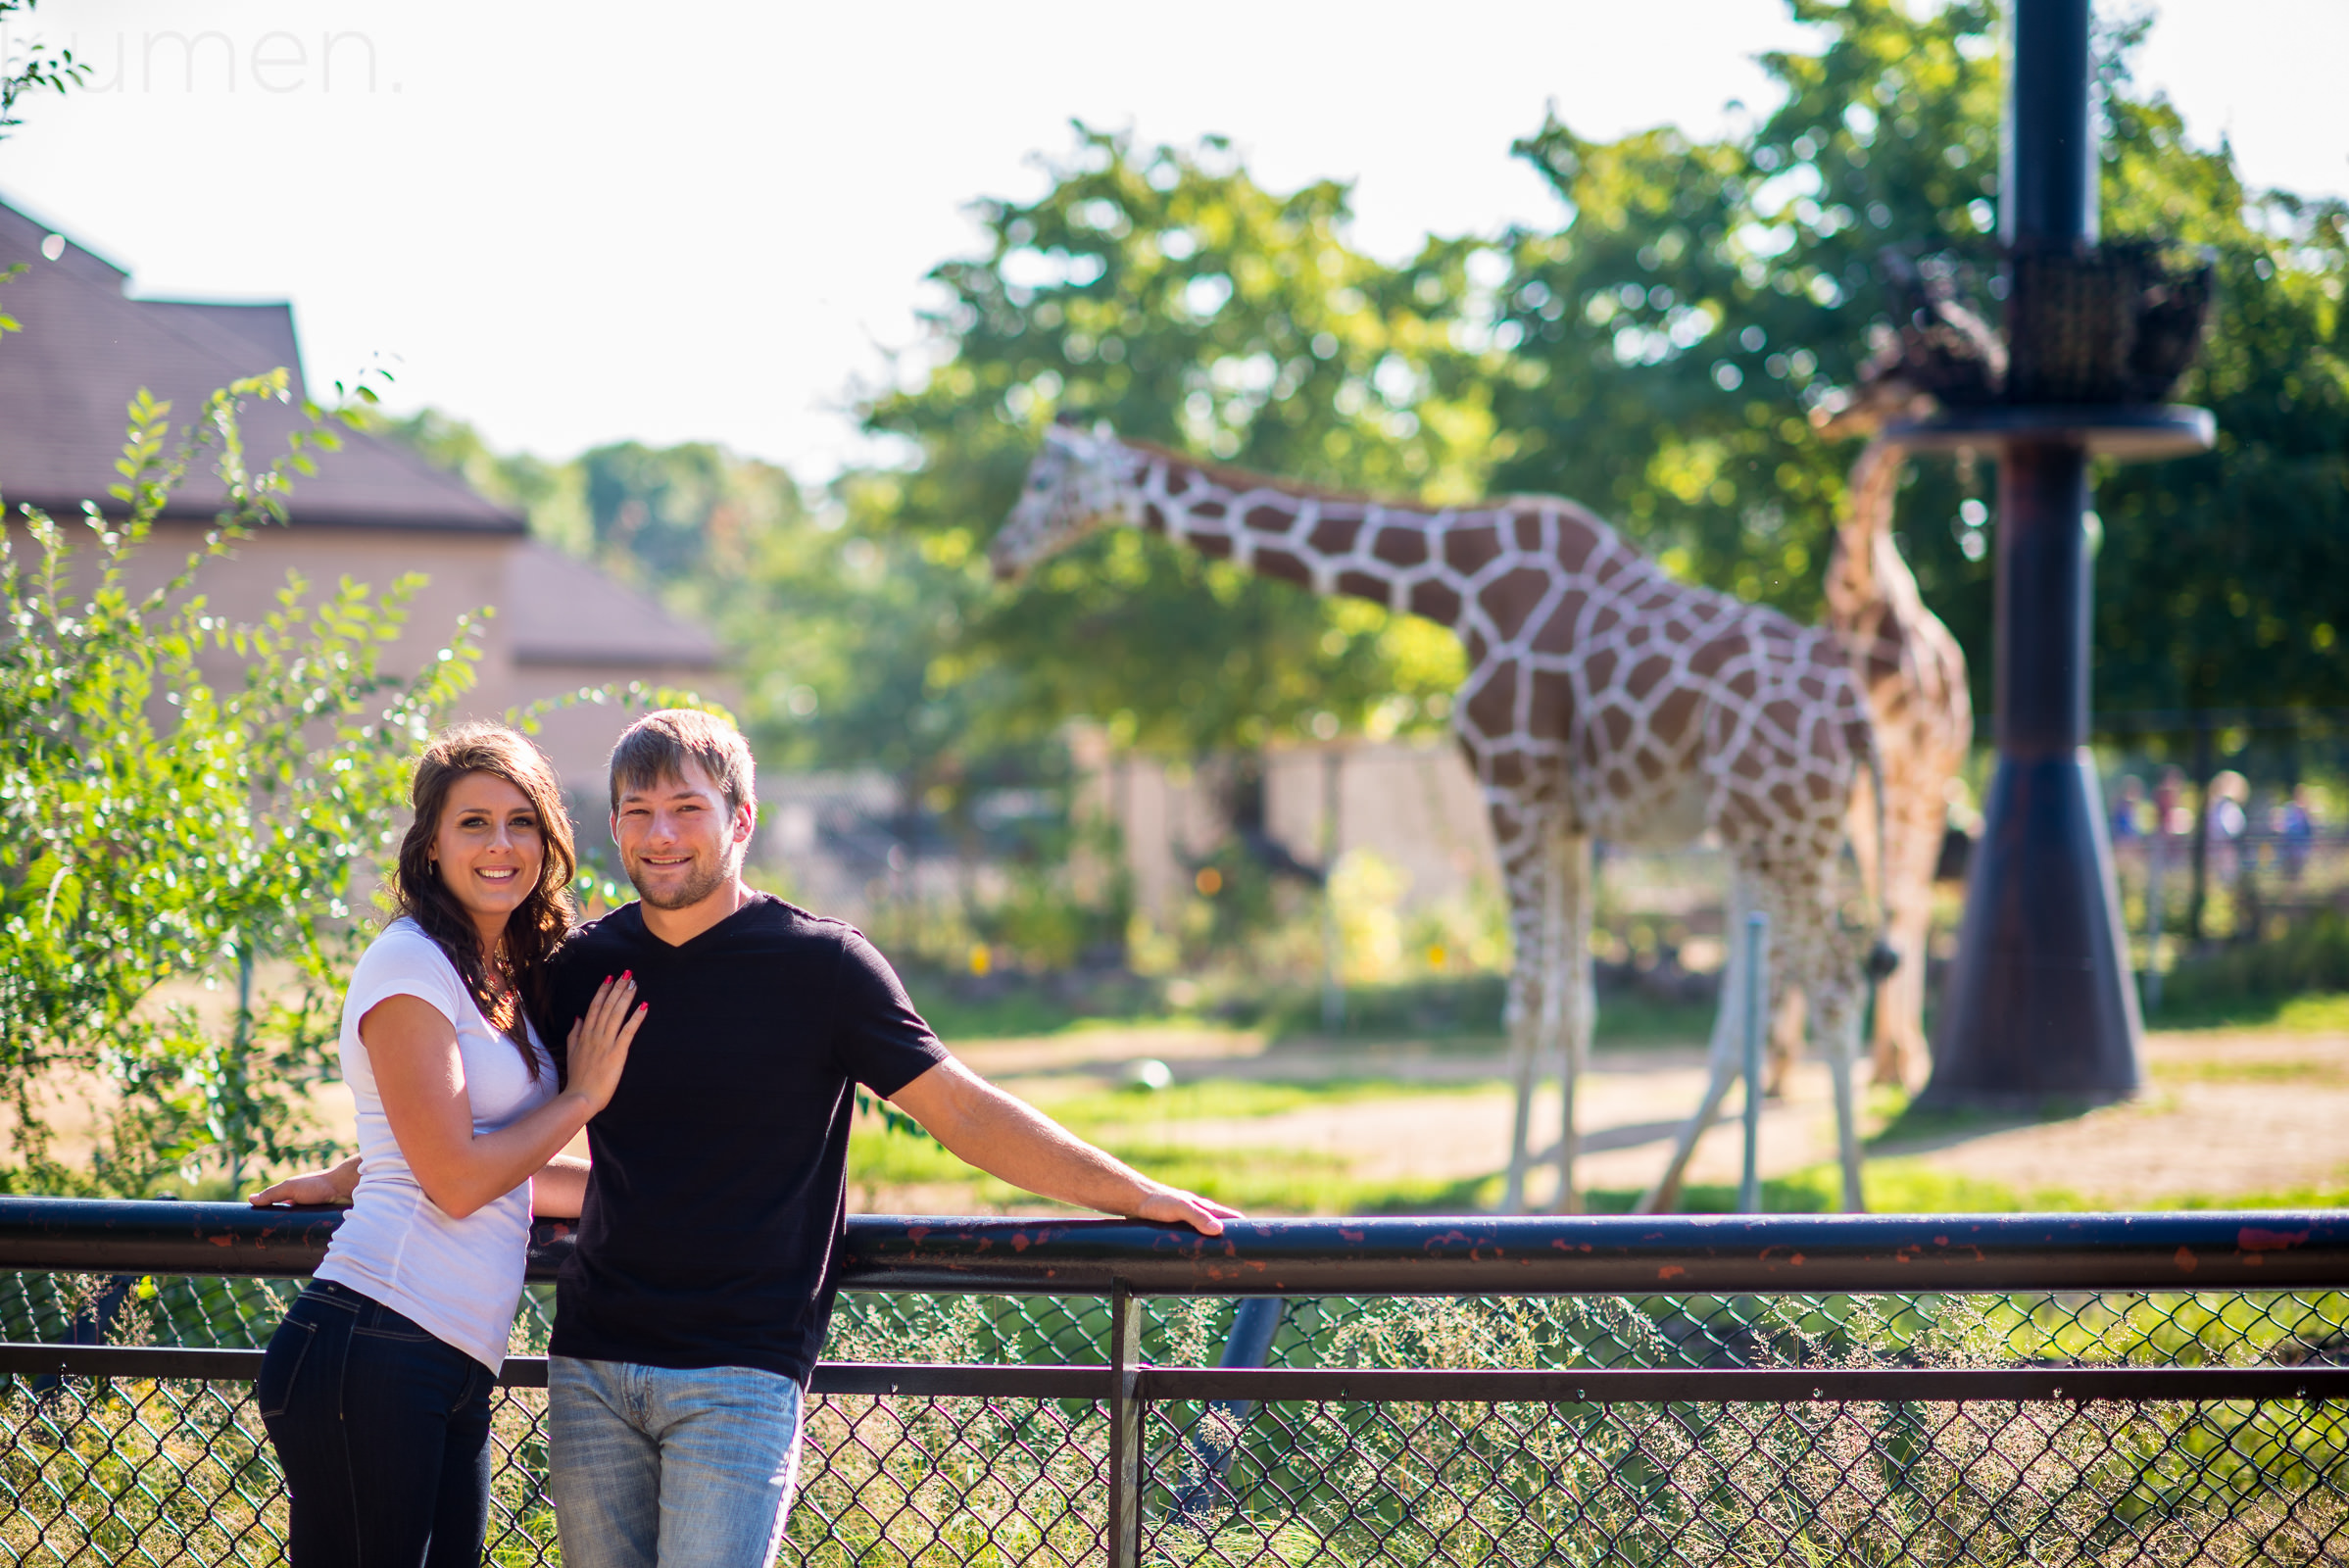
[2090,91,2349,717]
[374,415,945,786]
[2154,914,2349,1021]
[0,0,84,140]
[385,6,2349,997]
[0,358,482,1192]
[1489,0,2001,675]
[859,124,1485,761]
[1485,0,2349,723]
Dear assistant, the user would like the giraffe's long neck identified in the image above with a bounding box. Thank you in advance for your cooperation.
[1111,440,1464,626]
[1825,437,1916,634]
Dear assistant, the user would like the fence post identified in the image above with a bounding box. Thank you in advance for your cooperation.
[1173,1296,1286,1523]
[1319,748,1346,1034]
[1108,1281,1144,1568]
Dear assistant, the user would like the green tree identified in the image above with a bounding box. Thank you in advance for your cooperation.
[1490,0,2003,651]
[0,368,482,1193]
[374,407,587,555]
[859,125,1488,767]
[382,131,1502,913]
[2090,94,2349,717]
[392,11,2346,969]
[1486,0,2348,729]
[373,413,852,776]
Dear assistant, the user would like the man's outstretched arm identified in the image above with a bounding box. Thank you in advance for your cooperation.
[887,1058,1241,1235]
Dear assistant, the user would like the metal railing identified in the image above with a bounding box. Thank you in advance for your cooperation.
[3,1198,2346,1565]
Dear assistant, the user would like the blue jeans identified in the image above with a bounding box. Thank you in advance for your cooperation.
[258,1280,494,1568]
[547,1354,807,1568]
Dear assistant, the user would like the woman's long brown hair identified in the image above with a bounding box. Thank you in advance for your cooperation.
[390,723,579,1078]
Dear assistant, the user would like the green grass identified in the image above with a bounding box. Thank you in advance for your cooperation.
[1597,1160,2063,1215]
[1610,1157,2349,1217]
[851,1074,1508,1212]
[1025,1075,1497,1129]
[2151,991,2349,1035]
[2151,1054,2348,1085]
[2150,912,2349,1020]
[851,1123,2055,1220]
[1249,974,1716,1046]
[853,1113,2349,1219]
[854,1057,2349,1218]
[16,1362,2336,1568]
[848,1118,1506,1217]
[905,968,1723,1050]
[906,982,1180,1042]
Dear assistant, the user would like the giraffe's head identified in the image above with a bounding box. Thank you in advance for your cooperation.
[990,417,1138,582]
[1810,343,1936,441]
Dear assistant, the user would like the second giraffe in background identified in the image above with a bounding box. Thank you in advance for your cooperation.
[1806,400,1974,1094]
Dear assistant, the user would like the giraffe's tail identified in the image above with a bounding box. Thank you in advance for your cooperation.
[1858,719,1901,988]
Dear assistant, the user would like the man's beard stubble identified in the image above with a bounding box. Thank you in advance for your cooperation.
[630,852,735,910]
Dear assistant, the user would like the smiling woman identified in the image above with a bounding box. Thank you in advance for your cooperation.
[245,721,648,1568]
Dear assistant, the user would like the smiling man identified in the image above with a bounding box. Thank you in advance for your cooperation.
[536,709,1236,1568]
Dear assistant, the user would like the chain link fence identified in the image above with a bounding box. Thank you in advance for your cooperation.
[3,1211,2346,1565]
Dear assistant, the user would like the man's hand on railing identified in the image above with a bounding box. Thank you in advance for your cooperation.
[248,1154,361,1208]
[1128,1182,1245,1237]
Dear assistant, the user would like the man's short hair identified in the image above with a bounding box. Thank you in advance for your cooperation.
[609,709,758,818]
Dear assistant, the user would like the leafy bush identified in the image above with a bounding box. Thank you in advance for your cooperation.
[2156,913,2349,1022]
[0,337,480,1192]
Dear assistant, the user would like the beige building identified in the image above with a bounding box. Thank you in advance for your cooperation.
[0,195,730,800]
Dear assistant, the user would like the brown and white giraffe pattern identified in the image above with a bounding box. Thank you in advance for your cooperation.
[1818,435,1973,1094]
[995,424,1884,1211]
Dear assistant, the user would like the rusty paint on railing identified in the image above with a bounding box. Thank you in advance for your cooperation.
[7,1200,2344,1295]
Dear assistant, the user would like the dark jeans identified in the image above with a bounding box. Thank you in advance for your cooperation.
[259,1280,494,1568]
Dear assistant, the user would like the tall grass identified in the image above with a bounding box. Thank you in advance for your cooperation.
[1,1284,2342,1565]
[2155,913,2349,1025]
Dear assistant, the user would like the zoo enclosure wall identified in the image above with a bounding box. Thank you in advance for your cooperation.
[3,1200,2347,1567]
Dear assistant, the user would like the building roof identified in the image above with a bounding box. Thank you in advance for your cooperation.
[0,196,521,534]
[504,541,720,671]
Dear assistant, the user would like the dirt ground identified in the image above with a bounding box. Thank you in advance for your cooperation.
[957,1020,2349,1210]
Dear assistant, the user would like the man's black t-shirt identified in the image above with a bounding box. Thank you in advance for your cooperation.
[538,893,949,1383]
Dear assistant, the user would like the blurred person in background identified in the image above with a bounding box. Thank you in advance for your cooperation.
[2153,766,2191,840]
[2277,784,2316,882]
[2208,770,2250,882]
[2110,774,2146,874]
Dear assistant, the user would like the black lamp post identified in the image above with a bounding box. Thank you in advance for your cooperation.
[1891,0,2212,1107]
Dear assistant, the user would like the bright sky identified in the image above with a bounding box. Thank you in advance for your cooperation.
[3,2,2343,478]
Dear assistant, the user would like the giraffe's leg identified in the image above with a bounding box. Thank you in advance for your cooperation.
[1816,972,1868,1213]
[1781,847,1871,1213]
[1501,963,1542,1214]
[1764,986,1807,1099]
[1877,885,1933,1091]
[1493,798,1553,1215]
[1635,872,1751,1215]
[1870,788,1935,1090]
[1549,833,1593,1214]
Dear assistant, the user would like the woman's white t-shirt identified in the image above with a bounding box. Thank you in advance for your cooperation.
[315,917,556,1372]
